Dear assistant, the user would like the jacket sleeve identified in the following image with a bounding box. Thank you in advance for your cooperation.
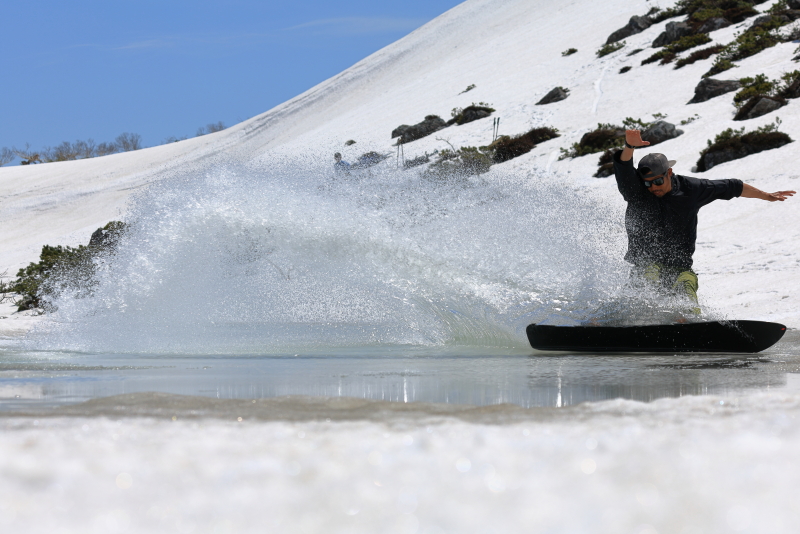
[691,178,744,207]
[612,150,646,202]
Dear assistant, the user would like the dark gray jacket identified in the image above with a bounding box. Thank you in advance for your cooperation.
[613,150,743,269]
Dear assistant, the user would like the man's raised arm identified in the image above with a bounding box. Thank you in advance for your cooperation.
[740,184,796,202]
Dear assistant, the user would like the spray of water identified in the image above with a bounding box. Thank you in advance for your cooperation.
[29,155,638,354]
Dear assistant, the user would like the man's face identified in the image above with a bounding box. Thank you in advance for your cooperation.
[644,169,672,197]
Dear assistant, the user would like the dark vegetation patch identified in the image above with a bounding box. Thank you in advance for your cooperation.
[597,41,625,58]
[491,127,560,164]
[620,66,632,74]
[704,14,796,78]
[559,123,626,160]
[627,48,644,56]
[733,70,800,106]
[344,139,356,146]
[459,84,476,94]
[1,222,126,311]
[696,120,792,172]
[674,44,725,68]
[562,48,578,56]
[449,103,495,126]
[642,33,712,65]
[424,146,494,181]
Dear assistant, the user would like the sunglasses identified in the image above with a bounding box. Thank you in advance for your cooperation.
[639,166,666,187]
[643,175,665,187]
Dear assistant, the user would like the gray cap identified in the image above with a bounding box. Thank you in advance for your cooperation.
[637,153,676,179]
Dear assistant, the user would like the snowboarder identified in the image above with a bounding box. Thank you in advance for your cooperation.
[613,129,795,313]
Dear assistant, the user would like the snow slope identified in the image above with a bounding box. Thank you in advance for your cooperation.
[1,0,799,325]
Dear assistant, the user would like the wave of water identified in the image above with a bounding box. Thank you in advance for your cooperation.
[29,156,633,354]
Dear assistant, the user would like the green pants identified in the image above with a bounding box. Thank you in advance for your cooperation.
[630,263,700,314]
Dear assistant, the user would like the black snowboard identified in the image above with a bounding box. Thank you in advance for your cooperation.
[527,320,786,353]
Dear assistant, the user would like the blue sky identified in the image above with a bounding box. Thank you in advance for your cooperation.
[1,0,463,159]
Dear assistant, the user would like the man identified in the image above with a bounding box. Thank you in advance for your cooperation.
[613,129,795,313]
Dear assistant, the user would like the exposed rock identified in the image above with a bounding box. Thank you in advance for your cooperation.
[697,17,731,33]
[594,150,615,178]
[392,116,447,143]
[652,21,693,48]
[606,15,652,44]
[790,0,800,9]
[536,87,570,105]
[750,13,792,30]
[781,77,800,99]
[459,107,492,124]
[702,146,751,171]
[688,78,741,104]
[391,125,410,139]
[641,121,684,145]
[787,10,800,21]
[733,96,787,121]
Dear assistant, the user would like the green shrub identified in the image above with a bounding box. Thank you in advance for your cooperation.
[649,4,688,24]
[425,146,493,180]
[559,118,655,160]
[674,44,725,68]
[5,221,126,311]
[643,33,712,65]
[562,48,578,57]
[732,71,800,106]
[705,26,782,77]
[620,66,632,74]
[734,74,779,107]
[491,127,559,163]
[597,41,625,58]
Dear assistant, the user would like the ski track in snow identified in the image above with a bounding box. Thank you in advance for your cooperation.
[592,66,607,115]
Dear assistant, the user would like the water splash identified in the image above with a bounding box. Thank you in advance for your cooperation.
[29,156,630,354]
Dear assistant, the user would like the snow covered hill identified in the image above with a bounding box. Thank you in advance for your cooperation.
[2,0,799,326]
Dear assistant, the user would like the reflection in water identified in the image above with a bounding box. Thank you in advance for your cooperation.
[1,333,799,412]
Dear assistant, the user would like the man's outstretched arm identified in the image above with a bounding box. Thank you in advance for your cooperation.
[740,184,796,202]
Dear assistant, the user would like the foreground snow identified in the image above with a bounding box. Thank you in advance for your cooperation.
[3,392,800,533]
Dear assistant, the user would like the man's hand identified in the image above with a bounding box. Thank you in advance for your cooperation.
[741,184,796,202]
[765,190,796,202]
[621,130,651,162]
[625,129,650,148]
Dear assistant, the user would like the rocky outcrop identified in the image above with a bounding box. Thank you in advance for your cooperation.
[536,87,570,105]
[697,17,731,33]
[733,96,787,121]
[652,21,693,48]
[688,78,741,104]
[606,15,653,44]
[391,115,447,143]
[790,0,800,8]
[458,107,492,124]
[641,121,684,145]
